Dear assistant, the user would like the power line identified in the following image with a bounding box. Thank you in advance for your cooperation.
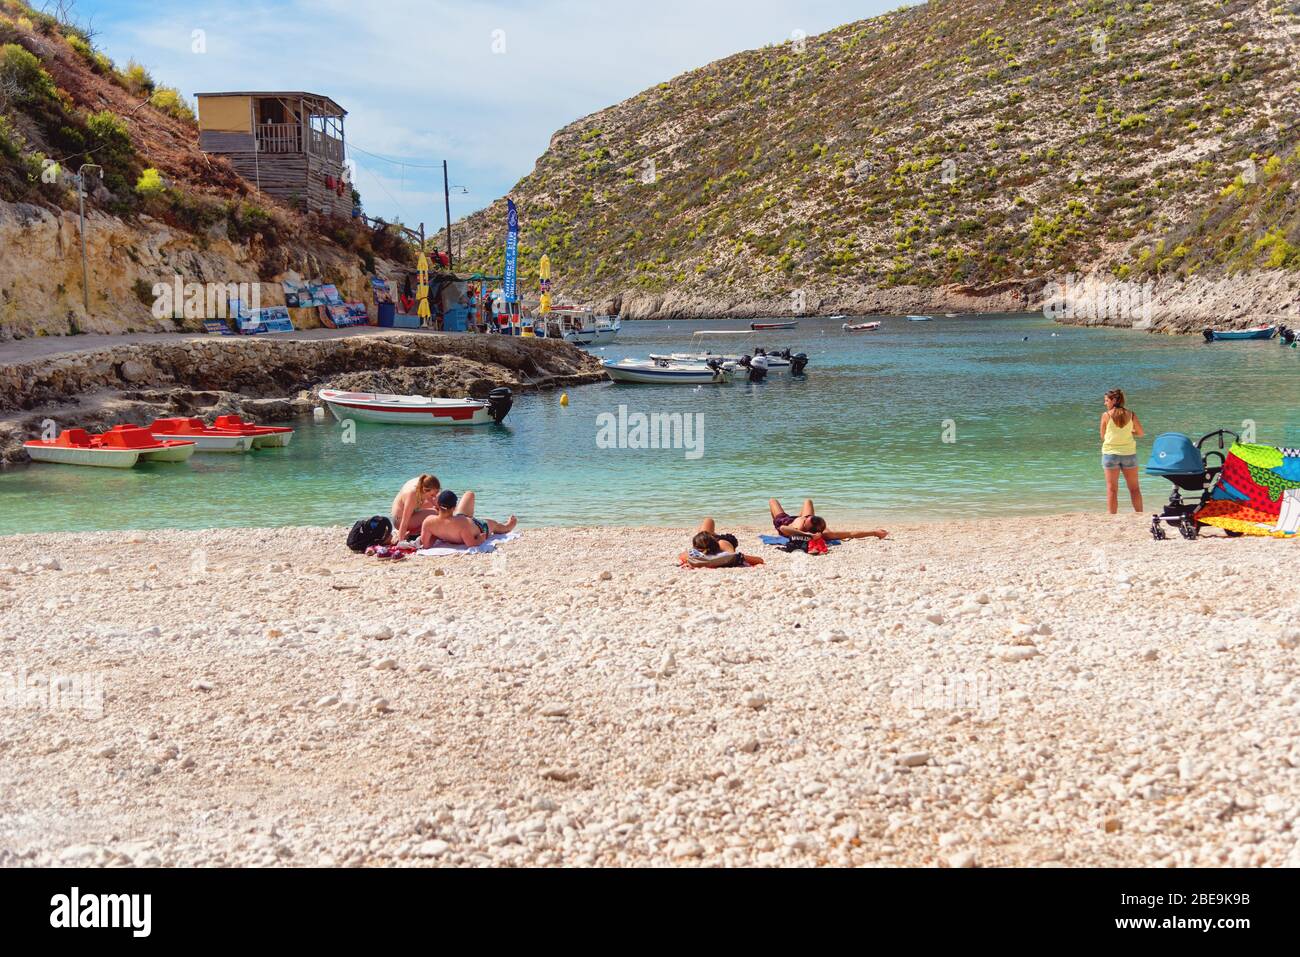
[346,141,450,170]
[351,155,407,219]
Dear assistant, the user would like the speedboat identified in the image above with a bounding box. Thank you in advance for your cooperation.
[651,349,791,370]
[906,314,934,322]
[318,388,514,425]
[210,415,295,448]
[24,426,196,468]
[750,320,798,331]
[603,357,731,384]
[147,417,257,453]
[843,321,881,332]
[1202,325,1277,342]
[649,332,808,374]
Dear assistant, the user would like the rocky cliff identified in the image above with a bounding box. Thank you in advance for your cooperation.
[452,0,1300,329]
[0,1,412,340]
[0,200,397,338]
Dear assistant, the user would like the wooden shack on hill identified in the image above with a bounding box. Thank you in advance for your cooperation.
[195,91,352,217]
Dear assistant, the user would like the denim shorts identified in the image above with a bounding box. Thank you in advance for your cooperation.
[1103,453,1138,470]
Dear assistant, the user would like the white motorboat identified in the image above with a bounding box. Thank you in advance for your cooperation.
[537,306,621,345]
[649,331,808,374]
[603,357,731,384]
[906,314,934,322]
[319,388,514,425]
[843,321,881,332]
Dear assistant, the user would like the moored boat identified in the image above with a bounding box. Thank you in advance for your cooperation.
[843,321,881,332]
[24,426,196,468]
[319,389,514,425]
[1202,325,1277,342]
[603,357,731,384]
[648,332,808,375]
[906,314,934,322]
[210,415,296,448]
[148,417,257,453]
[538,306,621,345]
[750,320,798,331]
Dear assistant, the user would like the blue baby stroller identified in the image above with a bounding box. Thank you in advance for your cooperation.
[1146,429,1238,540]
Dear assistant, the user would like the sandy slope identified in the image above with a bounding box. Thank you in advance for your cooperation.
[0,514,1297,868]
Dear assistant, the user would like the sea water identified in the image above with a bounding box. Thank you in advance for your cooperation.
[2,313,1298,533]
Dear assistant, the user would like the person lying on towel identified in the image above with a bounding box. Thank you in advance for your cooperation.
[420,489,517,549]
[768,497,889,541]
[681,518,764,568]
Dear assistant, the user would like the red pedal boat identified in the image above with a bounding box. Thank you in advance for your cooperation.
[24,425,195,468]
[210,415,295,448]
[148,417,258,453]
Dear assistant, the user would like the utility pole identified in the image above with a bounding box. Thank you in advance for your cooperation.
[77,164,103,316]
[443,160,453,270]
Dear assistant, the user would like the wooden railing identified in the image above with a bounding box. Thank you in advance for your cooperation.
[255,123,301,154]
[255,122,345,162]
[308,129,344,163]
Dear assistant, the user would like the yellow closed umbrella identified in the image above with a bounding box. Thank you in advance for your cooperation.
[539,255,552,315]
[416,252,431,322]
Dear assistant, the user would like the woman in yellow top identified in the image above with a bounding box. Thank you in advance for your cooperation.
[1100,388,1145,514]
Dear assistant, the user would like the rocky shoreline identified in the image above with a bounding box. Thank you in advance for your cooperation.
[0,331,606,465]
[596,270,1300,334]
[599,280,1038,322]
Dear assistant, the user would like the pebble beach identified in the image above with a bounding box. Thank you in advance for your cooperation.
[1,514,1297,868]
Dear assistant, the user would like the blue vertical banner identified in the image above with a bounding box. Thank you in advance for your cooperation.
[504,199,519,304]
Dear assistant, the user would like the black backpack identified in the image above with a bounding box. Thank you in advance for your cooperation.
[347,516,393,552]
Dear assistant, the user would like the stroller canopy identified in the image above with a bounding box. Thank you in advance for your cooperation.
[1146,433,1204,476]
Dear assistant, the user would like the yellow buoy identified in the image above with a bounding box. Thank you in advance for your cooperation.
[560,393,569,407]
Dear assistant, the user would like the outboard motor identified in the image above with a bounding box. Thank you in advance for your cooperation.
[788,352,809,376]
[1202,328,1215,343]
[487,387,514,424]
[747,353,769,383]
[705,358,727,382]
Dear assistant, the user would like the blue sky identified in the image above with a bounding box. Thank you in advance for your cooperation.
[79,0,913,230]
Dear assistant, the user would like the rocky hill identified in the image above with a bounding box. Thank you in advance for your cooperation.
[0,0,412,339]
[452,0,1300,327]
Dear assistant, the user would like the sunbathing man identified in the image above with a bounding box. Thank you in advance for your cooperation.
[769,497,889,540]
[420,489,517,549]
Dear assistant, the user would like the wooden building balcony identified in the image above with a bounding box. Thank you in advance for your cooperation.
[196,91,351,217]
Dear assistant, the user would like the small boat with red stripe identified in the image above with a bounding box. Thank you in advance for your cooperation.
[319,388,514,426]
[842,321,881,332]
[750,320,798,331]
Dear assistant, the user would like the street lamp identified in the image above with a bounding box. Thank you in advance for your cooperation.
[75,163,103,316]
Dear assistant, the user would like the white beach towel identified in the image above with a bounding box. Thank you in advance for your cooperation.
[1271,489,1300,535]
[416,531,520,557]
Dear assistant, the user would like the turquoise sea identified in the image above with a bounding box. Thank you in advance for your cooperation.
[2,313,1298,534]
